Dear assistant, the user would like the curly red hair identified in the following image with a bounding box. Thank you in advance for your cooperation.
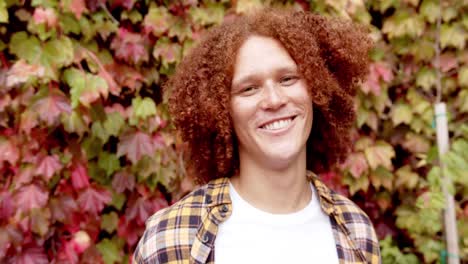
[167,8,372,183]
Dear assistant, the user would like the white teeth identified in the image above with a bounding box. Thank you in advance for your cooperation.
[263,118,292,130]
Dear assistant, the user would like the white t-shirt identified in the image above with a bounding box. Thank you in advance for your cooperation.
[214,182,339,264]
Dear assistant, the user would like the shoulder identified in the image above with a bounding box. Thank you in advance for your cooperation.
[133,184,209,263]
[309,172,380,263]
[331,192,381,263]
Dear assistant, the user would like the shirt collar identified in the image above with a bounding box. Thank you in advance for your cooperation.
[204,177,231,207]
[205,171,336,211]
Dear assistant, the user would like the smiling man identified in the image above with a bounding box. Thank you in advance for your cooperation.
[134,8,380,264]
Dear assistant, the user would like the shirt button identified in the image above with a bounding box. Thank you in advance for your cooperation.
[221,204,229,213]
[202,234,210,243]
[205,196,212,204]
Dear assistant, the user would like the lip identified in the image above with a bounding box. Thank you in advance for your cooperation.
[258,116,297,136]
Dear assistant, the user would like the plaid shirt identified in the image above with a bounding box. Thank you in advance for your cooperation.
[133,172,381,264]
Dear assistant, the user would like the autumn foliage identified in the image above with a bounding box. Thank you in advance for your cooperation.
[0,0,466,263]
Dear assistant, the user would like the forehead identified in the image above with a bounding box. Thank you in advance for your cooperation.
[232,35,297,84]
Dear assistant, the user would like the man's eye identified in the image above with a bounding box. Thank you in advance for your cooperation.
[280,76,299,86]
[242,86,258,94]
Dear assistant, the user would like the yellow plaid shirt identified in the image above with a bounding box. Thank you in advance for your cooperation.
[133,172,381,264]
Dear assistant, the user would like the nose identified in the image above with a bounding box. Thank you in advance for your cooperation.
[259,81,287,110]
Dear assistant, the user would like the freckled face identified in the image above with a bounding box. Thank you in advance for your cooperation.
[230,35,313,170]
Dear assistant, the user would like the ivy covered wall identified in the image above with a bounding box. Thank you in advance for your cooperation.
[0,0,466,263]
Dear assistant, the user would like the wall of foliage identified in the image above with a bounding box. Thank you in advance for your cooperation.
[0,0,466,263]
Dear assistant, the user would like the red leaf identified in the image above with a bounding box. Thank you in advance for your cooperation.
[6,60,45,87]
[20,111,39,133]
[0,191,14,220]
[0,139,19,165]
[362,62,394,96]
[105,103,127,117]
[104,63,144,93]
[117,216,142,247]
[70,163,90,190]
[77,186,111,215]
[67,0,88,19]
[49,195,78,223]
[374,62,394,83]
[110,28,149,64]
[126,194,168,225]
[341,152,369,178]
[9,245,48,264]
[111,0,136,10]
[320,172,349,197]
[14,184,49,214]
[112,170,135,193]
[35,154,63,180]
[32,90,72,126]
[437,53,458,72]
[117,131,155,163]
[15,165,35,186]
[125,197,153,225]
[32,7,58,28]
[0,94,11,112]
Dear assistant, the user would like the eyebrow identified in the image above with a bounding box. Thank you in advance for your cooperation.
[231,66,298,90]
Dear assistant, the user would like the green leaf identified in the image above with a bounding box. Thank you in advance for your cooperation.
[370,166,394,190]
[121,10,143,23]
[458,66,468,87]
[364,141,395,170]
[30,208,51,236]
[9,32,41,63]
[101,212,119,233]
[406,88,431,114]
[236,0,262,14]
[81,136,102,159]
[96,238,121,264]
[391,102,413,126]
[442,6,458,22]
[144,4,171,36]
[189,3,225,26]
[401,132,430,153]
[395,165,419,190]
[59,13,81,34]
[103,112,125,137]
[132,97,157,120]
[168,17,192,41]
[440,23,466,50]
[31,0,57,7]
[343,173,369,195]
[420,0,439,23]
[61,110,88,136]
[0,0,8,23]
[382,11,424,39]
[92,121,109,143]
[98,152,120,177]
[354,137,373,151]
[63,68,108,108]
[42,36,74,68]
[153,37,182,68]
[110,192,126,210]
[416,67,437,91]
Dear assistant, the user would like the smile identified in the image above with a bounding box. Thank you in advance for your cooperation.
[260,116,296,131]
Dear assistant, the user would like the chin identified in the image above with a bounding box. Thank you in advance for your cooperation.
[263,151,300,169]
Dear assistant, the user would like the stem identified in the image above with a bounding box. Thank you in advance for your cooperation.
[435,0,442,103]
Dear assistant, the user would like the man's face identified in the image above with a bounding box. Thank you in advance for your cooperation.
[230,35,313,170]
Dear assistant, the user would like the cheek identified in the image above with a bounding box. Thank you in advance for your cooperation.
[229,98,256,127]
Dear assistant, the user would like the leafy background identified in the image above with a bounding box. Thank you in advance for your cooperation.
[0,0,466,263]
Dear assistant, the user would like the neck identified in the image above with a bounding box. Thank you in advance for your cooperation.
[230,149,311,214]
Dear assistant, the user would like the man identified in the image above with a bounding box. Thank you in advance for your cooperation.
[134,8,380,264]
